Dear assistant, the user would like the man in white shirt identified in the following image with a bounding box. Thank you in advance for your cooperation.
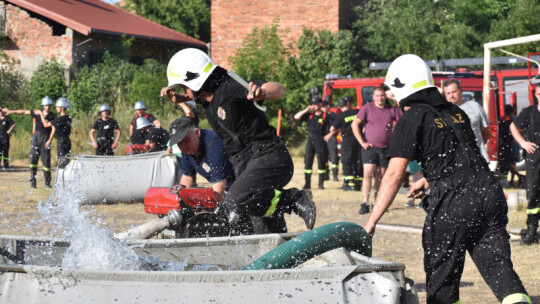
[443,79,490,162]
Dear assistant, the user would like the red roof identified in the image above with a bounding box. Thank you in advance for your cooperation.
[6,0,207,48]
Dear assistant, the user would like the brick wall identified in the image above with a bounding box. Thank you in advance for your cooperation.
[2,2,72,78]
[211,0,364,69]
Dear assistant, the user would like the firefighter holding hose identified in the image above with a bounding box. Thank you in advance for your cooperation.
[364,54,530,304]
[160,48,316,234]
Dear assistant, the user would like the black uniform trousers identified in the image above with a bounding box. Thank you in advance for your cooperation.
[30,133,51,171]
[96,137,114,156]
[327,135,339,170]
[224,138,296,234]
[423,168,527,303]
[525,150,540,223]
[0,135,10,167]
[304,134,328,175]
[340,136,362,185]
[57,137,71,168]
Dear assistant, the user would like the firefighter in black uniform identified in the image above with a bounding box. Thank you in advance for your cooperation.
[0,106,16,170]
[364,54,530,304]
[89,104,121,156]
[45,97,72,168]
[322,98,340,181]
[8,97,57,188]
[161,48,316,234]
[130,100,161,145]
[135,117,170,152]
[294,95,329,189]
[510,85,540,245]
[325,97,362,191]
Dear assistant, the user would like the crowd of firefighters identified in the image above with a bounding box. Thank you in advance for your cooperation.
[0,49,536,303]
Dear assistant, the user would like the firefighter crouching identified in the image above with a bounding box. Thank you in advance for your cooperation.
[294,95,330,190]
[364,54,530,304]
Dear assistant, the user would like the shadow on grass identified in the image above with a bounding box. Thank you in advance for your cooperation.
[413,281,474,292]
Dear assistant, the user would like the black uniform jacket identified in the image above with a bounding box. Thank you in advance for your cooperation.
[387,88,488,183]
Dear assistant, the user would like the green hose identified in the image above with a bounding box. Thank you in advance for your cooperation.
[242,222,372,270]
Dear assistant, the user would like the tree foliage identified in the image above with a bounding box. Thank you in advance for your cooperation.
[0,51,26,109]
[27,58,67,108]
[121,0,210,42]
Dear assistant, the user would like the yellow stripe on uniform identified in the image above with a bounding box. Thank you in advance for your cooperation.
[526,207,540,215]
[317,169,327,174]
[43,167,50,172]
[263,189,281,217]
[304,169,313,174]
[502,293,531,304]
[29,164,38,168]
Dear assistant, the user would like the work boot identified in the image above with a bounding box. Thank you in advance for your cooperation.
[520,224,538,245]
[318,174,325,190]
[303,173,311,189]
[44,170,52,189]
[359,202,370,214]
[332,168,339,181]
[292,190,316,230]
[354,178,362,191]
[518,175,525,188]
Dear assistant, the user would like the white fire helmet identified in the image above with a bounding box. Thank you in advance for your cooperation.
[99,104,111,113]
[135,117,153,130]
[41,96,53,106]
[134,100,146,110]
[166,48,217,91]
[55,97,70,109]
[384,54,435,102]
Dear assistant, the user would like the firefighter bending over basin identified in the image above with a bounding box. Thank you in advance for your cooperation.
[363,54,530,304]
[161,48,316,234]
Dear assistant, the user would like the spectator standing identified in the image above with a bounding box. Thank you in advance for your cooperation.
[499,104,524,186]
[8,97,57,188]
[322,99,340,181]
[0,106,15,170]
[365,54,529,304]
[89,104,121,156]
[294,95,330,189]
[443,79,490,162]
[510,85,540,245]
[129,101,161,145]
[161,48,315,234]
[325,97,362,191]
[352,87,401,214]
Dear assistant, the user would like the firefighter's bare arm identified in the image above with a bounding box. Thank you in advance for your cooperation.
[294,105,315,120]
[212,180,227,203]
[510,122,537,154]
[352,117,371,149]
[7,109,32,115]
[180,174,194,188]
[7,121,15,134]
[38,111,52,128]
[248,81,285,101]
[364,157,409,236]
[89,129,98,149]
[324,126,338,142]
[481,127,490,144]
[112,128,121,150]
[45,126,56,149]
[129,124,134,136]
[180,102,196,119]
[160,86,193,105]
[152,119,162,128]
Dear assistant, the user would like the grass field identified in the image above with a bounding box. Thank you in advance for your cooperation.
[0,156,538,303]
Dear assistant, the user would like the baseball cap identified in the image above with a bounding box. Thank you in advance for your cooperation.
[169,117,196,144]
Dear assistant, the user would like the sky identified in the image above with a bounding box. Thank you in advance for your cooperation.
[102,0,120,4]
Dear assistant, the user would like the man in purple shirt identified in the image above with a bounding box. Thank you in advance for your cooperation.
[352,86,401,214]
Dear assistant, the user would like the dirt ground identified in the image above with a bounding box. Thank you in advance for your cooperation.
[0,158,538,303]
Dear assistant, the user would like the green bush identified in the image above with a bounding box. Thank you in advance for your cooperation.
[0,51,28,109]
[126,59,168,114]
[27,58,67,107]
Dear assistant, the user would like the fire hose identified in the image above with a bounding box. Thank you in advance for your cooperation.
[242,222,372,270]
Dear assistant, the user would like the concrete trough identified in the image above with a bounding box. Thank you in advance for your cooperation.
[0,233,418,303]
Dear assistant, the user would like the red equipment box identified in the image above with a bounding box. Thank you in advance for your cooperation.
[144,187,218,215]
